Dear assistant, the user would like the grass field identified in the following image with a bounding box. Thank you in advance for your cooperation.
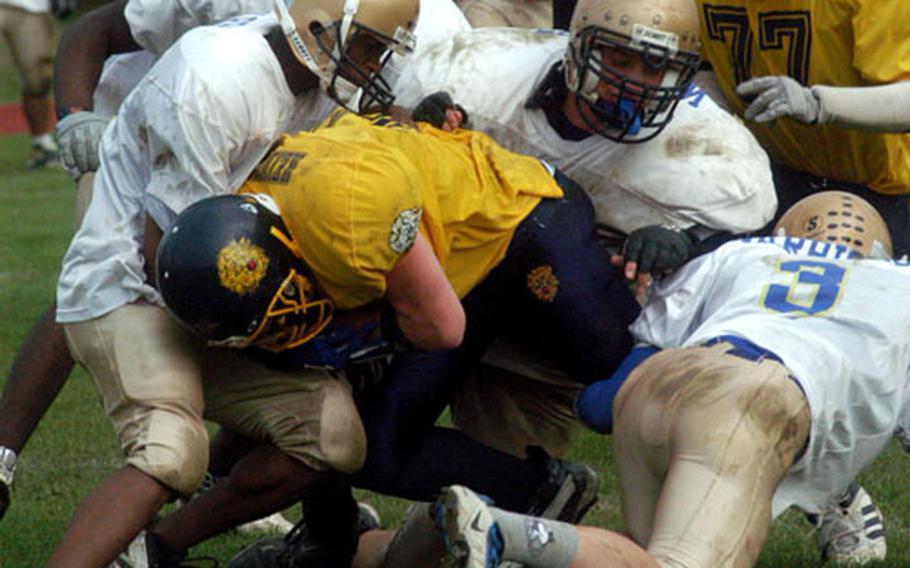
[1,17,910,568]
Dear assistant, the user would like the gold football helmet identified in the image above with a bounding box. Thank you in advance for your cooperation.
[774,191,893,259]
[274,0,419,111]
[565,0,701,142]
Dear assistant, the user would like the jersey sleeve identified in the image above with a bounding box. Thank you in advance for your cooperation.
[253,131,427,311]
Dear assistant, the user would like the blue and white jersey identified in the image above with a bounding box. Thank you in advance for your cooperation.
[633,237,910,515]
[391,27,777,240]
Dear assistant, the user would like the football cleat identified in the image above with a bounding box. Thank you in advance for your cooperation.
[526,447,599,523]
[236,511,296,535]
[25,142,60,169]
[108,531,216,568]
[0,446,17,520]
[813,482,886,564]
[434,485,504,568]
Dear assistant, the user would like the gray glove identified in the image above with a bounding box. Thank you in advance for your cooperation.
[55,111,110,178]
[736,75,820,124]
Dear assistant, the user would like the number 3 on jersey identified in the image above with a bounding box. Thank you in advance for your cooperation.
[761,260,846,315]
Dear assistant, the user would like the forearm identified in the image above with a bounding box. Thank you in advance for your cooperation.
[53,0,139,113]
[813,81,910,132]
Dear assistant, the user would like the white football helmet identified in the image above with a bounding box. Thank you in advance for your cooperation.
[565,0,701,142]
[774,191,893,260]
[274,0,419,111]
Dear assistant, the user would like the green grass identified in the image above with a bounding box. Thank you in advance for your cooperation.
[2,26,910,568]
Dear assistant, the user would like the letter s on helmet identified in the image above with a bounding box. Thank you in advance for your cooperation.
[156,194,334,352]
[774,191,894,260]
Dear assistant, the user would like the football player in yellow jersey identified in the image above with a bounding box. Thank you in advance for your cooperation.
[695,0,910,261]
[151,110,640,562]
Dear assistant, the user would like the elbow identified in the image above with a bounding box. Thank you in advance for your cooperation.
[407,306,465,351]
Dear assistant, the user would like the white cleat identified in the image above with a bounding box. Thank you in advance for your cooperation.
[434,485,504,568]
[816,483,886,564]
[235,511,296,535]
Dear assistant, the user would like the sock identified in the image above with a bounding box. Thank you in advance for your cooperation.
[491,507,578,567]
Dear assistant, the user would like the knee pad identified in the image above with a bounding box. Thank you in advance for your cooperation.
[125,407,210,495]
[21,59,52,97]
[271,379,366,475]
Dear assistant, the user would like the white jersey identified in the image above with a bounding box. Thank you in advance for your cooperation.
[391,27,776,241]
[632,237,910,515]
[96,0,468,118]
[92,0,274,115]
[0,0,48,13]
[56,14,336,323]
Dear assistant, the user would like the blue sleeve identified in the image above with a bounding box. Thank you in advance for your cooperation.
[575,345,660,434]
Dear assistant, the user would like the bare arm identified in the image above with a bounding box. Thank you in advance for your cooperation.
[53,0,140,114]
[385,233,465,351]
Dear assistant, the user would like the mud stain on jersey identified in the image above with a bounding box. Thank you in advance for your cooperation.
[664,122,727,158]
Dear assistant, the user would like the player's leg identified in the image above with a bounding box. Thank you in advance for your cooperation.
[49,304,209,566]
[147,350,367,557]
[6,6,58,168]
[435,484,657,568]
[452,344,581,459]
[613,343,810,568]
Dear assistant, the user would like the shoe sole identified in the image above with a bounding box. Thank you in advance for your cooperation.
[435,486,495,568]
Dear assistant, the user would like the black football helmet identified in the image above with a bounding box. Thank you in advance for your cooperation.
[156,194,334,352]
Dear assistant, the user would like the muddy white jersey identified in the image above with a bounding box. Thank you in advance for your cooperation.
[391,27,776,241]
[125,0,271,55]
[57,15,336,323]
[632,236,910,514]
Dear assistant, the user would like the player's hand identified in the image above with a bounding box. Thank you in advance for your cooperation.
[611,225,699,293]
[0,448,14,520]
[412,91,469,131]
[736,75,820,124]
[55,111,110,178]
[50,0,76,19]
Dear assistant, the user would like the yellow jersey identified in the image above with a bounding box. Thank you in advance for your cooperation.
[697,0,910,194]
[240,111,563,310]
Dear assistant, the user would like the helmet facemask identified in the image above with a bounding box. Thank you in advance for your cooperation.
[566,23,699,143]
[275,0,416,113]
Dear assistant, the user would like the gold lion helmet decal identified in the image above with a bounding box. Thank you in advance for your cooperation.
[217,238,270,296]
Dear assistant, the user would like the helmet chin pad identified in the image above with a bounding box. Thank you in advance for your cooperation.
[588,97,642,135]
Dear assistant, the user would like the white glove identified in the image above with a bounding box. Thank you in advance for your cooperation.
[55,111,111,178]
[736,75,820,124]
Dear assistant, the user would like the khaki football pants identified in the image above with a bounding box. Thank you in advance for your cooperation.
[0,4,54,96]
[612,343,810,568]
[65,303,366,494]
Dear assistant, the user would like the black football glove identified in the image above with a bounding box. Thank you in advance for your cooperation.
[412,91,470,128]
[622,225,700,277]
[51,0,77,19]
